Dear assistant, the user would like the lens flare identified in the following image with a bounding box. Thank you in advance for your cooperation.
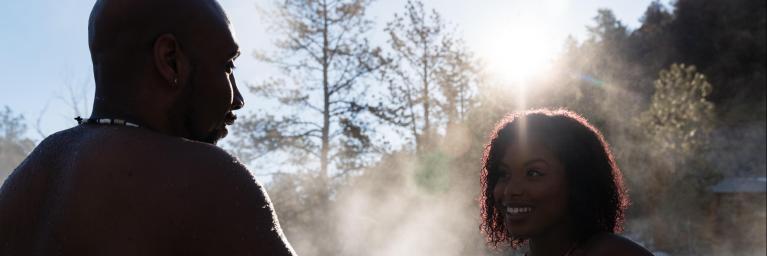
[476,21,561,86]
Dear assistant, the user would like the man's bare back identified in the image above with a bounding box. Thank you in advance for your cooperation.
[0,0,295,254]
[0,126,294,255]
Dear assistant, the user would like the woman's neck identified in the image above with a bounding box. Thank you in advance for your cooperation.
[528,222,577,256]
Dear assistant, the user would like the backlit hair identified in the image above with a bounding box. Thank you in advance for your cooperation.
[479,109,629,249]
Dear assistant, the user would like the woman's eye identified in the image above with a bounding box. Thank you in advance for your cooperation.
[526,169,543,177]
[497,169,510,179]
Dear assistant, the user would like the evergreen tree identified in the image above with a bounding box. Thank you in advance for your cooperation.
[639,63,714,155]
[235,0,385,178]
[231,2,384,254]
[634,64,718,253]
[371,0,479,153]
[0,107,35,183]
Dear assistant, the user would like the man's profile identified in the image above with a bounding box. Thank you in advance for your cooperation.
[0,0,296,255]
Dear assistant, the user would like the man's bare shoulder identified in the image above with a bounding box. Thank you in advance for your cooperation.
[157,133,245,173]
[113,129,295,255]
[91,126,260,205]
[13,126,261,218]
[63,126,294,254]
[62,125,243,176]
[158,135,263,201]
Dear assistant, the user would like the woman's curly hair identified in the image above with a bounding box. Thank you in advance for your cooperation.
[479,109,629,249]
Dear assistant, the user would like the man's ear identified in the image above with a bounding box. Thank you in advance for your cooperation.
[153,34,188,90]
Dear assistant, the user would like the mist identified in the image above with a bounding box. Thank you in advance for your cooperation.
[235,0,766,254]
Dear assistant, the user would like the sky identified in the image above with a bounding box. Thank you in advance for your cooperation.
[0,0,661,141]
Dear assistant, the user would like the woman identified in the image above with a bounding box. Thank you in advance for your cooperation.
[479,109,652,256]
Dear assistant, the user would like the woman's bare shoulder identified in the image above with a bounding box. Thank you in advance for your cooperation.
[579,233,654,256]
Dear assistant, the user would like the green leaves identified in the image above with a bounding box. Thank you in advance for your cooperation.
[0,107,35,182]
[638,63,714,155]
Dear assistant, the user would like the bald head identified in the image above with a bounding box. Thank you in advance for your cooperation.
[86,0,243,144]
[88,0,232,89]
[89,0,230,49]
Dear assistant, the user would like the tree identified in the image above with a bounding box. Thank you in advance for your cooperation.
[638,63,714,155]
[581,9,631,84]
[34,72,93,139]
[231,1,384,255]
[587,9,629,44]
[236,0,384,179]
[632,63,717,253]
[625,1,676,99]
[371,0,479,153]
[435,40,479,127]
[670,0,766,116]
[0,107,35,183]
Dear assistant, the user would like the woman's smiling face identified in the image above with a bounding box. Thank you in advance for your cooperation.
[492,140,570,239]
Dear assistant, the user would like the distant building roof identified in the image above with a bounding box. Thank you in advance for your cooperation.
[710,177,767,193]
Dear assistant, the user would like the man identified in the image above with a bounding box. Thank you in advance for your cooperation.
[0,0,296,255]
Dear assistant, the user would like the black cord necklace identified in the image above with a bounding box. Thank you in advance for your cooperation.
[75,116,142,128]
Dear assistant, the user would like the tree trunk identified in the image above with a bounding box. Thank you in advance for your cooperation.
[320,0,331,180]
[420,38,430,153]
[405,83,419,151]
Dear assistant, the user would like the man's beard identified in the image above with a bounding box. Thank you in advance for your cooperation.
[183,114,222,145]
[201,130,222,145]
[179,70,223,145]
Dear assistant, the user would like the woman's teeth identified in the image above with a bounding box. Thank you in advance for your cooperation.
[507,207,532,214]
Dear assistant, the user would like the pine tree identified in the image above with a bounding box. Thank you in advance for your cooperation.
[235,0,385,178]
[639,63,714,155]
[230,1,385,255]
[371,0,478,153]
[0,107,35,183]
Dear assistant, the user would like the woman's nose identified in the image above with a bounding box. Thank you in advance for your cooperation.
[505,179,525,197]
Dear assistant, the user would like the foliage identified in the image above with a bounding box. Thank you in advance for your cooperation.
[625,64,719,253]
[587,9,629,46]
[369,0,480,153]
[670,0,766,107]
[634,0,764,120]
[231,1,387,254]
[0,107,35,183]
[638,63,715,155]
[235,0,386,178]
[227,0,766,255]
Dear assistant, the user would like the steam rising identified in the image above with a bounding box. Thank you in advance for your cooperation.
[262,68,765,255]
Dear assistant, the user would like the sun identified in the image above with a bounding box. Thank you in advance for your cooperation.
[475,24,562,86]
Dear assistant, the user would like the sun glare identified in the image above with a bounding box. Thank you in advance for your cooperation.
[476,24,562,86]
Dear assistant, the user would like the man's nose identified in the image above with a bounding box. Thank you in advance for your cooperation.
[231,75,245,110]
